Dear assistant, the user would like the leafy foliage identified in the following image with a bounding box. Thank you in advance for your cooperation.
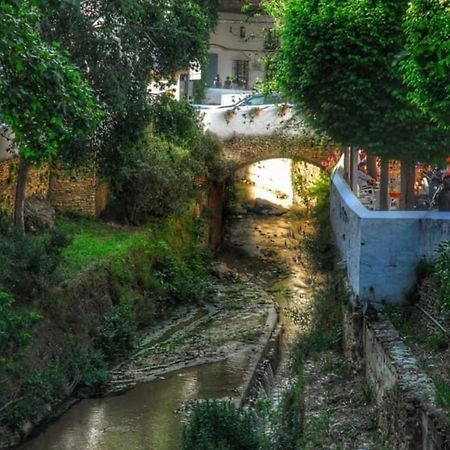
[0,1,101,165]
[182,400,264,450]
[0,290,41,363]
[3,361,65,428]
[95,304,135,362]
[434,240,450,315]
[39,0,218,175]
[272,0,450,163]
[113,98,220,223]
[0,212,71,301]
[115,131,194,222]
[148,96,221,174]
[402,0,450,128]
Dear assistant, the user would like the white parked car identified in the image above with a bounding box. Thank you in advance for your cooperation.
[193,93,287,111]
[199,93,297,140]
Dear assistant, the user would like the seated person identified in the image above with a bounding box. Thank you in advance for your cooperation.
[357,163,376,189]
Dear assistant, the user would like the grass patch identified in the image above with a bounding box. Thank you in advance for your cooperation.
[303,410,330,449]
[240,330,262,344]
[57,215,148,275]
[425,331,449,351]
[1,206,215,432]
[434,376,450,409]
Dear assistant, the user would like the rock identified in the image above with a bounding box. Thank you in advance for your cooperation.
[244,198,288,216]
[211,261,237,280]
[24,195,55,230]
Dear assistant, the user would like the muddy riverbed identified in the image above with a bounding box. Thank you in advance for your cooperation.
[18,166,390,450]
[18,177,310,450]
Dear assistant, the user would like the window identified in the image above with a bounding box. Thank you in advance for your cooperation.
[240,26,246,38]
[263,28,279,51]
[232,60,249,88]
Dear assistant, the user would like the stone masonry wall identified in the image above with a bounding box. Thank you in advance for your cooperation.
[0,159,49,214]
[0,158,104,217]
[292,160,322,206]
[343,308,450,449]
[48,165,98,216]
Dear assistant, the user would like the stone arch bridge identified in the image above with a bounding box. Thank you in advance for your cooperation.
[201,103,340,180]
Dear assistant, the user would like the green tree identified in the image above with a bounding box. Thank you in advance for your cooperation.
[272,0,450,208]
[113,97,220,223]
[39,0,218,178]
[0,1,101,229]
[402,0,450,128]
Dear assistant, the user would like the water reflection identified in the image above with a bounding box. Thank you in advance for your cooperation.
[19,359,248,450]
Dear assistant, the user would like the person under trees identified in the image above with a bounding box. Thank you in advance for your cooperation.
[265,0,450,210]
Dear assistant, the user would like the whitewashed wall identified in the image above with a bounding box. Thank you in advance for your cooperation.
[331,160,450,304]
[201,104,302,140]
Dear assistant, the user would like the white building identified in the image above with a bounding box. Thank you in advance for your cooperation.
[150,1,275,104]
[206,1,274,91]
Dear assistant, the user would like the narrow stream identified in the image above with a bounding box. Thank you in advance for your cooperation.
[19,159,310,450]
[19,358,249,450]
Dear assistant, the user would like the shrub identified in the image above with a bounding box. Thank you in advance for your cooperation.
[274,379,305,450]
[95,303,136,362]
[148,96,220,172]
[434,241,450,314]
[62,346,111,393]
[153,253,215,304]
[116,132,194,223]
[111,96,220,224]
[2,361,66,429]
[0,290,41,362]
[182,400,264,450]
[0,211,70,300]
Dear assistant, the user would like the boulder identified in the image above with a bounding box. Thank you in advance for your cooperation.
[211,261,237,280]
[24,196,56,230]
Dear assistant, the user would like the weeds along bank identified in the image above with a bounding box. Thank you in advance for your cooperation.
[0,205,214,448]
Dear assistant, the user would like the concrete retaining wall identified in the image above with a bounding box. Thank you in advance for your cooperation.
[343,309,450,449]
[331,163,450,304]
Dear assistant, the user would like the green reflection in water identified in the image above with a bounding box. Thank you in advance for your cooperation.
[20,357,248,450]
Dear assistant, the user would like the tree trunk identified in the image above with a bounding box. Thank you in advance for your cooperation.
[379,158,389,211]
[400,160,416,210]
[13,158,30,231]
[367,153,378,179]
[350,146,358,193]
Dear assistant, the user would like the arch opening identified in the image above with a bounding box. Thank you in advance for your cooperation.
[230,157,323,212]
